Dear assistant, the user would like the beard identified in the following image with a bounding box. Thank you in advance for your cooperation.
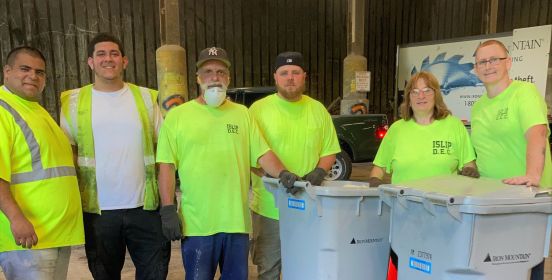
[276,82,305,101]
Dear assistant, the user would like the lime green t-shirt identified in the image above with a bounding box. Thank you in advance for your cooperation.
[156,99,270,236]
[373,115,475,184]
[471,81,552,188]
[0,87,84,252]
[249,94,341,219]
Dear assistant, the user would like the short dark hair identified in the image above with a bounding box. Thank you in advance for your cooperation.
[6,46,46,66]
[87,33,125,57]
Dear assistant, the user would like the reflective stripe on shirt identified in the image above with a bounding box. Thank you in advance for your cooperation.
[0,99,76,184]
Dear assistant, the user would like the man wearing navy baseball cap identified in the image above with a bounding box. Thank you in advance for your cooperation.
[249,51,341,279]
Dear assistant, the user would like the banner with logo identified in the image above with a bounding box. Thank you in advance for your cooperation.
[396,25,551,124]
[509,25,551,100]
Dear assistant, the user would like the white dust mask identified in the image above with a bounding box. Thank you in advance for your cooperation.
[204,86,227,107]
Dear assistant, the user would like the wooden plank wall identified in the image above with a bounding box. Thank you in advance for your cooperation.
[0,0,160,121]
[496,0,552,32]
[1,0,552,119]
[179,0,348,105]
[365,0,489,116]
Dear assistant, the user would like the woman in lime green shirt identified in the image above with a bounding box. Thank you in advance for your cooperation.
[369,71,479,187]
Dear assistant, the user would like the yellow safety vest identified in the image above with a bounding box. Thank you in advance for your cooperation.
[0,86,84,252]
[60,83,159,214]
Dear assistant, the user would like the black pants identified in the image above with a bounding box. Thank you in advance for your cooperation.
[83,208,171,280]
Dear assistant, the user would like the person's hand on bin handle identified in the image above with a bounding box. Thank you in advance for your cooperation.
[368,177,384,188]
[302,167,327,186]
[460,166,480,178]
[159,204,182,241]
[279,170,300,194]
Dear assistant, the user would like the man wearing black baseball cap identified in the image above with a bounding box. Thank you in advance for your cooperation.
[249,51,341,279]
[157,47,297,280]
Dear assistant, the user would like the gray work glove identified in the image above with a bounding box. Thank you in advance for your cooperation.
[279,170,300,195]
[368,177,384,188]
[159,205,182,241]
[302,167,327,186]
[460,166,480,178]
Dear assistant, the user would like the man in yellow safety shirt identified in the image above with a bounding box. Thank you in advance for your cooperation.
[0,46,84,279]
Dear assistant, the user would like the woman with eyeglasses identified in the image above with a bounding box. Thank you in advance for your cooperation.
[368,71,479,187]
[368,71,479,279]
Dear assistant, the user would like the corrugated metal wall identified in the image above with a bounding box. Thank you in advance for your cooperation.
[0,0,551,119]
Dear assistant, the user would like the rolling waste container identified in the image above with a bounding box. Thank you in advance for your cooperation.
[379,175,552,280]
[262,177,390,280]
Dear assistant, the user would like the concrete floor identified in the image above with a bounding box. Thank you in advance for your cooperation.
[1,162,551,279]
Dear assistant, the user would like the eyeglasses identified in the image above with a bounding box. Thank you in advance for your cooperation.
[410,88,434,97]
[475,57,508,68]
[198,69,229,78]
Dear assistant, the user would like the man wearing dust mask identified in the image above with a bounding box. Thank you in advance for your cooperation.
[196,47,229,107]
[156,46,298,279]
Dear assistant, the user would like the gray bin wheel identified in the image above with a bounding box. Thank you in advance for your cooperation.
[325,151,352,180]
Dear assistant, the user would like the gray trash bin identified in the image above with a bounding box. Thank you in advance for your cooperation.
[263,177,391,280]
[379,175,552,280]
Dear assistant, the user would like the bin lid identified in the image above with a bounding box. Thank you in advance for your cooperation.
[313,180,379,197]
[379,175,552,215]
[261,177,379,197]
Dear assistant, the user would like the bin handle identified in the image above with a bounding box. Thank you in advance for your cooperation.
[535,189,552,197]
[282,180,322,217]
[378,185,409,209]
[378,188,393,216]
[299,182,324,217]
[262,177,311,192]
[262,177,280,186]
[355,196,364,216]
[262,176,323,216]
[262,177,281,207]
[422,196,436,216]
[423,192,453,205]
[422,192,462,221]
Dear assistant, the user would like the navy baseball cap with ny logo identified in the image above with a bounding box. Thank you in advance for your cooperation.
[196,47,231,68]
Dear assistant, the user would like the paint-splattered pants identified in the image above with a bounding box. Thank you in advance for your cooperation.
[181,233,248,280]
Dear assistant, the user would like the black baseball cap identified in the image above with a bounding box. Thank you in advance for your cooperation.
[274,51,305,72]
[196,47,231,68]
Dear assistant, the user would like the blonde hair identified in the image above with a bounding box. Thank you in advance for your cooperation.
[400,71,451,121]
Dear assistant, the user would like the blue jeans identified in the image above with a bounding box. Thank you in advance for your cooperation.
[0,247,71,280]
[83,207,171,280]
[181,233,249,280]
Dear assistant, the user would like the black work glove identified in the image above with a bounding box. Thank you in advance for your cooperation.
[302,167,327,186]
[368,177,384,188]
[460,166,480,178]
[159,205,182,241]
[279,170,300,194]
